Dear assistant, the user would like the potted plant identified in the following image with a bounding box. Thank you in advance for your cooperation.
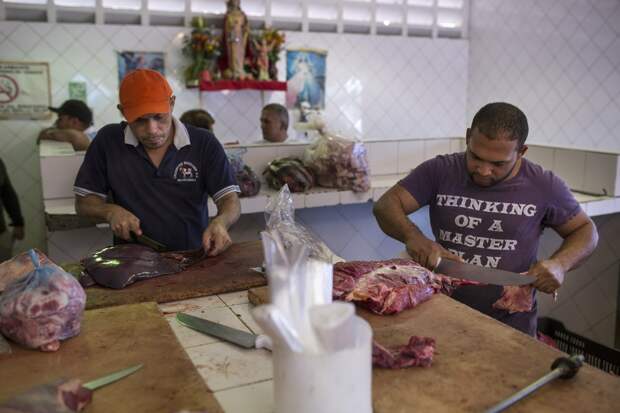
[183,17,221,87]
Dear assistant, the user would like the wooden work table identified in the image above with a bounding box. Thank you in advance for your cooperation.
[249,286,618,412]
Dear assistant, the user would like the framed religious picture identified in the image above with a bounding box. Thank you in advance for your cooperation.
[285,48,327,110]
[116,51,165,82]
[0,61,51,120]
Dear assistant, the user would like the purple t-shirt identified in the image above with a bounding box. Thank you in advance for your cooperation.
[399,152,581,335]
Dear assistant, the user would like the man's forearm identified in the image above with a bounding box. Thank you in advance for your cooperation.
[75,195,117,222]
[212,193,241,229]
[39,129,90,151]
[373,193,425,245]
[550,221,598,272]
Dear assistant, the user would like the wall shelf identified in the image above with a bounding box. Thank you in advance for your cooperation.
[198,79,287,92]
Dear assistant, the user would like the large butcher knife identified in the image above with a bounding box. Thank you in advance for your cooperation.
[177,313,272,350]
[434,258,533,286]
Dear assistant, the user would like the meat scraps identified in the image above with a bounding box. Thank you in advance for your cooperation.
[372,336,436,369]
[0,250,86,352]
[0,379,92,413]
[0,249,51,292]
[333,259,533,315]
[81,244,205,289]
[492,285,534,313]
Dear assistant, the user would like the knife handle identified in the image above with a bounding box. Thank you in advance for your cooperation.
[255,334,272,351]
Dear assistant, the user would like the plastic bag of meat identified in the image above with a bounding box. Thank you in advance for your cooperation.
[0,379,92,413]
[265,185,341,264]
[226,148,261,197]
[0,334,11,354]
[303,132,370,193]
[0,249,51,293]
[0,250,86,352]
[263,157,314,193]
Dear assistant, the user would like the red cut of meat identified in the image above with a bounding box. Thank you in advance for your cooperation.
[0,379,92,413]
[372,336,436,369]
[81,245,206,289]
[333,259,435,314]
[333,259,533,315]
[493,285,534,313]
[0,250,86,352]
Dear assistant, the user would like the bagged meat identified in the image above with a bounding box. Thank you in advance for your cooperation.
[0,334,10,354]
[0,249,51,292]
[81,244,205,289]
[303,132,370,193]
[263,157,314,193]
[0,379,92,413]
[333,259,532,315]
[226,148,261,197]
[0,250,86,352]
[372,336,436,369]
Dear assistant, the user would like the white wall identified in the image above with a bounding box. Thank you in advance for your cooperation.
[467,0,620,151]
[0,21,468,253]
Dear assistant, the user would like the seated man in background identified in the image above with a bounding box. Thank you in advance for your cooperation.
[260,103,288,143]
[180,109,215,132]
[38,100,95,151]
[0,157,24,261]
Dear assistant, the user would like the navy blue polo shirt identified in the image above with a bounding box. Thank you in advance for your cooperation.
[74,117,239,251]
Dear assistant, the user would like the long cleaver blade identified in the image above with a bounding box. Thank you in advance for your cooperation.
[435,258,533,286]
[176,313,271,350]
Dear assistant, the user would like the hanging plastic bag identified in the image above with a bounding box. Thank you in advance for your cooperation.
[303,132,370,193]
[226,148,261,197]
[265,185,339,263]
[0,250,86,352]
[263,157,314,193]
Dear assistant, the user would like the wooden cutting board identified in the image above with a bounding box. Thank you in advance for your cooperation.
[86,240,266,310]
[248,286,619,412]
[0,302,223,413]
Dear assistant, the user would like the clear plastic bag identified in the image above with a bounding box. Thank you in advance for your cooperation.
[303,132,370,193]
[265,185,339,263]
[226,148,261,197]
[0,250,86,351]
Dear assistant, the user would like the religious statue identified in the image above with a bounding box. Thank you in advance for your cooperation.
[223,0,249,80]
[253,37,274,81]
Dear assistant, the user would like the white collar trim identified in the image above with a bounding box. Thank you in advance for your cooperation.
[124,116,191,149]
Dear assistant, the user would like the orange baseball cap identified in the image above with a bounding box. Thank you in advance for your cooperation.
[119,69,173,123]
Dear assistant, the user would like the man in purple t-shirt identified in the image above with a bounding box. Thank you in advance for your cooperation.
[373,102,598,336]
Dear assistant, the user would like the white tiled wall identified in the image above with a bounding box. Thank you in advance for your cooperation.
[467,0,620,152]
[0,21,468,253]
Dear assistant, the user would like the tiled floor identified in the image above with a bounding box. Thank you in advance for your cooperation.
[159,295,275,413]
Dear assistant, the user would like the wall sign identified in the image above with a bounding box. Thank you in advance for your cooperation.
[0,61,51,120]
[117,51,165,82]
[286,48,327,110]
[68,81,87,102]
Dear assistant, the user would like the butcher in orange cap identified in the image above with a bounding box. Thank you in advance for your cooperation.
[74,69,241,255]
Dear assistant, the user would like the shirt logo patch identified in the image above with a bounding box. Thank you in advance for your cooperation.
[173,161,199,182]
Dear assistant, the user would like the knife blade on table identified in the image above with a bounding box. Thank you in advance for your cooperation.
[83,364,143,391]
[435,258,533,286]
[176,312,272,351]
